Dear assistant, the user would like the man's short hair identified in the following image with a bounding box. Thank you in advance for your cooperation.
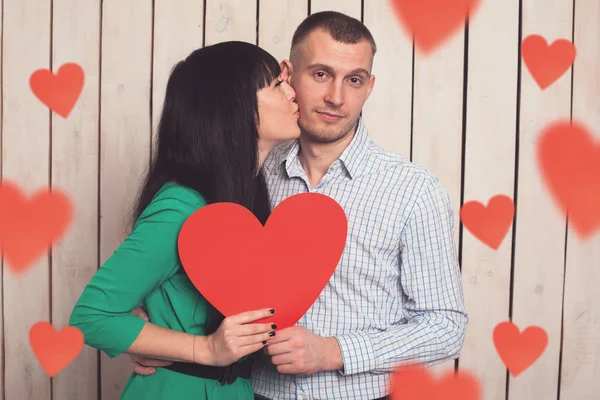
[290,11,377,56]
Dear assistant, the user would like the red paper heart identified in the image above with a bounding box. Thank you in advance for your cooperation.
[29,62,84,118]
[391,363,481,400]
[522,35,576,90]
[537,120,600,238]
[390,0,481,54]
[493,321,548,377]
[0,180,73,272]
[460,195,514,250]
[29,322,84,377]
[177,192,347,329]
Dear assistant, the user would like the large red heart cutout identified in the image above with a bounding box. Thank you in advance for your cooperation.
[177,192,348,329]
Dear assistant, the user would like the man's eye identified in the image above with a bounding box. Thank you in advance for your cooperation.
[316,72,326,78]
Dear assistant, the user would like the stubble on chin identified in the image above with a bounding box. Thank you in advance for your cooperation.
[299,118,356,144]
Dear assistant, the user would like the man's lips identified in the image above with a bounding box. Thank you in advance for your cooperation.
[316,111,343,118]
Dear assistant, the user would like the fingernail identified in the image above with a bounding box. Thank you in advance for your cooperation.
[269,331,276,337]
[270,309,275,314]
[271,324,277,329]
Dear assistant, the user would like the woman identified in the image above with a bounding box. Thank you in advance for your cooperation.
[69,41,301,399]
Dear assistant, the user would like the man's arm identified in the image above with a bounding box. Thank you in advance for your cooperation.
[334,176,468,375]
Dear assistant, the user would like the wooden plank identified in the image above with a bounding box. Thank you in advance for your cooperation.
[50,0,101,399]
[0,0,4,395]
[310,0,361,20]
[509,0,573,399]
[410,5,466,378]
[411,21,464,253]
[99,1,153,399]
[152,0,204,146]
[2,0,52,399]
[258,0,307,63]
[362,0,412,158]
[458,1,519,399]
[204,0,257,46]
[559,0,600,398]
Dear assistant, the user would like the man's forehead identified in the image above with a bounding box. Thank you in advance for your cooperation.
[293,30,373,71]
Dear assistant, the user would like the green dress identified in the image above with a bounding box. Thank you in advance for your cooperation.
[69,182,254,400]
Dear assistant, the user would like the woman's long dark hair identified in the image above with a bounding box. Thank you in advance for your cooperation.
[132,41,281,227]
[131,42,281,334]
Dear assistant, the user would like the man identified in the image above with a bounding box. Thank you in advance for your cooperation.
[132,11,467,400]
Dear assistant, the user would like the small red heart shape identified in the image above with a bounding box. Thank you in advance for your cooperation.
[29,322,84,377]
[460,195,514,250]
[390,0,481,54]
[493,321,548,377]
[522,35,576,90]
[0,180,73,273]
[177,192,348,329]
[391,363,481,400]
[537,120,600,238]
[29,62,84,118]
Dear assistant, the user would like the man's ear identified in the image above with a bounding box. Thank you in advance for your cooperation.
[366,74,376,98]
[280,59,293,83]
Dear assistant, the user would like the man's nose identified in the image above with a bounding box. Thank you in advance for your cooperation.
[324,82,343,106]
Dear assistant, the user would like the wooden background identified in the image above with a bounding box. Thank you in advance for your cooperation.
[1,0,598,399]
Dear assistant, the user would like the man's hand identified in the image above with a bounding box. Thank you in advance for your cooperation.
[264,326,343,374]
[131,354,173,375]
[130,305,173,375]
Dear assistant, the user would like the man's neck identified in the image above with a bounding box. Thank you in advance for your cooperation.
[298,126,356,188]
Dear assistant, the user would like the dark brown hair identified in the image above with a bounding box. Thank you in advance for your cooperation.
[290,11,377,56]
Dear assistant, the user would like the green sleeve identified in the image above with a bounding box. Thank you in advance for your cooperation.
[69,188,204,358]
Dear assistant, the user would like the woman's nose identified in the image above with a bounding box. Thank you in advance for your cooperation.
[285,83,296,101]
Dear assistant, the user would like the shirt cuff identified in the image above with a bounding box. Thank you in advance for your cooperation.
[334,332,377,375]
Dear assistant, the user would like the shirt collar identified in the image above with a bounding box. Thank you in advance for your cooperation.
[266,116,372,180]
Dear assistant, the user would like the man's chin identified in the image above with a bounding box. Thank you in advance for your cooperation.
[300,128,345,144]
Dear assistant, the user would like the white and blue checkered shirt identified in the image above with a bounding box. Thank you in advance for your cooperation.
[252,117,468,400]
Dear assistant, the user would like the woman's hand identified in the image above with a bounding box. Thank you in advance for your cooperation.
[202,308,277,366]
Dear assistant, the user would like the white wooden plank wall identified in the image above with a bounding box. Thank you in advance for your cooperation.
[510,1,572,399]
[99,1,153,399]
[0,1,598,399]
[410,3,467,379]
[362,0,412,160]
[151,0,205,147]
[559,1,600,399]
[3,0,51,399]
[205,0,257,46]
[258,0,307,63]
[50,1,101,399]
[459,1,519,399]
[0,0,4,396]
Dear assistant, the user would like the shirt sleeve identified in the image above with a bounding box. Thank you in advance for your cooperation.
[335,176,468,375]
[69,191,203,358]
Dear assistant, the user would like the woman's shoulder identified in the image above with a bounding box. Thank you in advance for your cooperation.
[140,182,207,222]
[154,182,207,205]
